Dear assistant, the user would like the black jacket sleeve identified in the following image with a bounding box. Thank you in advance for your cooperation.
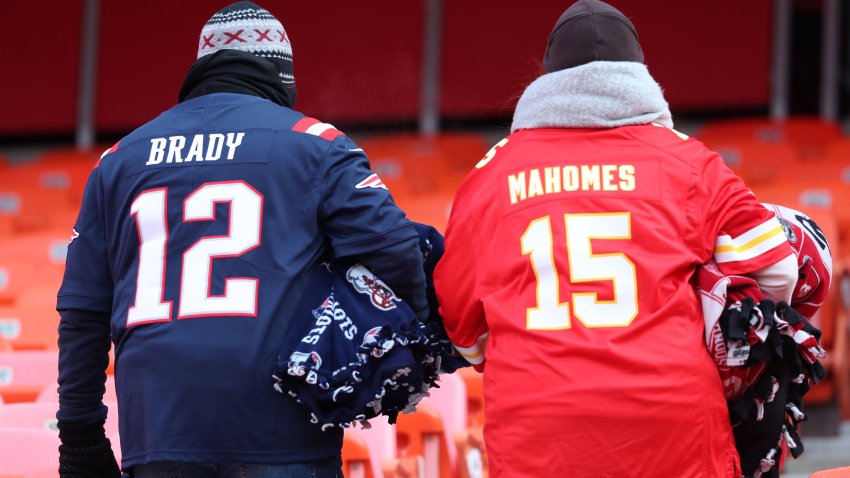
[56,308,112,425]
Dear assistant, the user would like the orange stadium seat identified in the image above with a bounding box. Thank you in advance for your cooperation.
[0,150,93,234]
[701,139,802,185]
[454,426,488,478]
[0,228,72,267]
[828,254,850,419]
[371,155,461,199]
[810,467,850,478]
[394,404,452,478]
[0,262,63,307]
[21,434,121,478]
[0,191,65,233]
[0,402,60,432]
[342,431,374,478]
[0,227,70,300]
[358,132,489,171]
[0,215,14,238]
[417,373,467,475]
[696,116,843,160]
[0,350,59,403]
[358,133,487,197]
[22,465,59,478]
[32,147,101,204]
[0,401,119,442]
[822,138,850,161]
[0,285,63,351]
[0,263,64,343]
[346,415,397,478]
[0,187,73,234]
[0,337,11,353]
[0,428,60,476]
[33,146,102,168]
[457,368,484,428]
[393,192,455,234]
[772,157,850,185]
[382,456,425,478]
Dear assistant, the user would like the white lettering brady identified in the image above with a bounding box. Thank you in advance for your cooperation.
[167,136,186,163]
[145,132,246,166]
[206,134,224,161]
[148,138,167,165]
[225,132,245,159]
[185,135,205,162]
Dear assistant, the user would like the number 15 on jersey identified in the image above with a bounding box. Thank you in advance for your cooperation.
[521,212,638,330]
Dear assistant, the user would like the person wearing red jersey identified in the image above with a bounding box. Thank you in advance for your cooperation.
[432,1,798,477]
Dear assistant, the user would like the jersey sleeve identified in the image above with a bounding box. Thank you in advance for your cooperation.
[697,153,794,275]
[433,216,489,371]
[57,167,113,313]
[319,136,419,257]
[56,166,113,424]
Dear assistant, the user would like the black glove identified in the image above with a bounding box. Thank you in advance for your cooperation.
[58,421,121,478]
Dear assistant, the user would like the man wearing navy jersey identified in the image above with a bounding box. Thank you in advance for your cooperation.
[55,3,427,477]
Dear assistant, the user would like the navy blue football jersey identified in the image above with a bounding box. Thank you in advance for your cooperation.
[57,93,424,467]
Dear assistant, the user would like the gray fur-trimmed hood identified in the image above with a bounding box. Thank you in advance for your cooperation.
[511,61,673,133]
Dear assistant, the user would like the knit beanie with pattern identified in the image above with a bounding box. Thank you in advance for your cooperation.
[197,2,294,86]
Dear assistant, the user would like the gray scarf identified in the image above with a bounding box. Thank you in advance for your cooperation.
[511,61,673,133]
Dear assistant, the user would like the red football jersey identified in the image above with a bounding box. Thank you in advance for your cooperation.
[762,203,833,319]
[434,124,794,477]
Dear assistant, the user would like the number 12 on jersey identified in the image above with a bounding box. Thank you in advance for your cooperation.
[521,213,638,330]
[128,181,263,326]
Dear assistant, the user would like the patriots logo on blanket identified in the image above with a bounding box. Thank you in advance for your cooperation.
[346,264,399,311]
[288,351,322,376]
[361,326,395,358]
[362,326,382,346]
[308,294,358,342]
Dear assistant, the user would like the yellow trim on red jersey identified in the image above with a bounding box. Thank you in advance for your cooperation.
[714,219,787,264]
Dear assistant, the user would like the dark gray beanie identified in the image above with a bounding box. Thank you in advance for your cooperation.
[543,0,644,73]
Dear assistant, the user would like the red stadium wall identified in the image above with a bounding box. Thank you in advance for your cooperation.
[2,0,771,135]
[1,1,84,134]
[441,0,773,118]
[95,0,424,132]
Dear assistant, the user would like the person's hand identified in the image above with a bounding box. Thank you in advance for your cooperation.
[58,421,121,478]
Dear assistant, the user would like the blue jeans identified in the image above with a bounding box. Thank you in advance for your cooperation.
[131,459,343,478]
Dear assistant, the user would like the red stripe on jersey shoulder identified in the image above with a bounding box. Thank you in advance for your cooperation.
[292,116,344,142]
[292,117,320,133]
[94,141,120,169]
[320,129,344,141]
